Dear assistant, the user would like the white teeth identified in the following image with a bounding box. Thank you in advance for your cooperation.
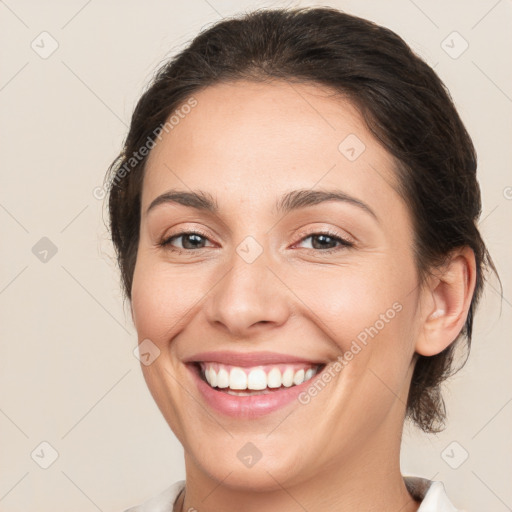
[247,368,267,390]
[207,367,217,387]
[229,367,247,390]
[202,363,321,391]
[267,367,282,388]
[281,367,294,387]
[217,368,229,388]
[293,369,305,386]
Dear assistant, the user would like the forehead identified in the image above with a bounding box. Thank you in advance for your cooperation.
[142,79,401,217]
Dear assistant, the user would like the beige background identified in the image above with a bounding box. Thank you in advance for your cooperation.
[0,0,510,510]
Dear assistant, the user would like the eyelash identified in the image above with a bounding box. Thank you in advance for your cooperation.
[158,229,354,255]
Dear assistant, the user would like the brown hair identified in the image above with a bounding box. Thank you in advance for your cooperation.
[105,7,497,432]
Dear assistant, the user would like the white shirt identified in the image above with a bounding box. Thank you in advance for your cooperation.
[123,476,459,511]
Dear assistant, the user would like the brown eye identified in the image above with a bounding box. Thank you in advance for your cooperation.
[159,231,213,251]
[295,231,353,253]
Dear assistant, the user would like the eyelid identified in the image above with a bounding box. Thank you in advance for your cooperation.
[158,229,354,258]
[292,224,355,245]
[291,228,354,252]
[159,229,212,246]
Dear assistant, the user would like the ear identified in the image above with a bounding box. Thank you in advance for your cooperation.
[415,247,477,357]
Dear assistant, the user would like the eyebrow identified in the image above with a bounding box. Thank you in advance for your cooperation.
[145,188,377,220]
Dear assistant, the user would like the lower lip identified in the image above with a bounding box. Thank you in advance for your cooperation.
[187,364,323,419]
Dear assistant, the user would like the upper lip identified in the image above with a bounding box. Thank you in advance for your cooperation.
[183,350,326,367]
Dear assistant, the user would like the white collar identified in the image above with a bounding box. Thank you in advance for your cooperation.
[404,476,459,511]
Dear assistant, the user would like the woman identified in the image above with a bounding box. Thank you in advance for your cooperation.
[105,7,496,511]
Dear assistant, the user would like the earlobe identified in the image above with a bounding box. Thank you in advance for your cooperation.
[415,247,477,357]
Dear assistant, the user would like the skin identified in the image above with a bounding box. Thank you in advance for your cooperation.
[130,79,476,512]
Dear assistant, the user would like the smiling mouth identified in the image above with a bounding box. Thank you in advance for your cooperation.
[193,361,326,396]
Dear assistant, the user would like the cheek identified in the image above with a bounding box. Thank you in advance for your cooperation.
[131,258,204,346]
[292,261,414,351]
[300,265,419,419]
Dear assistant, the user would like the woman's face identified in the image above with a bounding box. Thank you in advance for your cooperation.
[131,80,428,490]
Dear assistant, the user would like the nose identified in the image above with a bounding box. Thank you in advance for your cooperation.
[204,245,291,338]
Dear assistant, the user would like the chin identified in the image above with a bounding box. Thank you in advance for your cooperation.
[187,436,313,492]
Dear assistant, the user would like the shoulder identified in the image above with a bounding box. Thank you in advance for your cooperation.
[404,476,460,512]
[122,480,185,512]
